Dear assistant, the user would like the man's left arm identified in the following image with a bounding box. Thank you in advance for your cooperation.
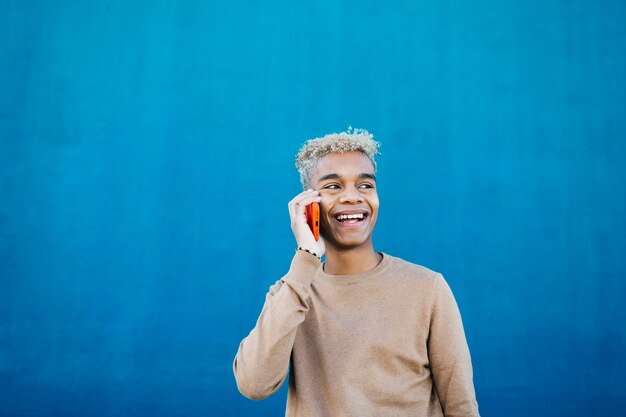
[427,273,480,417]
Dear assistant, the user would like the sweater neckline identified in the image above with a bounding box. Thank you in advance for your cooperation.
[315,252,392,285]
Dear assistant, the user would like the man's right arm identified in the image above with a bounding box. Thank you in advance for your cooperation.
[233,188,324,400]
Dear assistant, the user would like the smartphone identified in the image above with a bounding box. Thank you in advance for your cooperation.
[305,202,320,241]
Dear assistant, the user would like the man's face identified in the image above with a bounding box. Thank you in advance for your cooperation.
[310,151,379,249]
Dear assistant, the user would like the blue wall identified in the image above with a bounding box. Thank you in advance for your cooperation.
[1,1,625,416]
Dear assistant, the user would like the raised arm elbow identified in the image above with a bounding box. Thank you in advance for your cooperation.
[235,379,275,401]
[233,357,285,400]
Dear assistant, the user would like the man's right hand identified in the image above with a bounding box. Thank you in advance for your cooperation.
[288,189,325,258]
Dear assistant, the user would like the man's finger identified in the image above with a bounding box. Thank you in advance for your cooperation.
[289,189,318,206]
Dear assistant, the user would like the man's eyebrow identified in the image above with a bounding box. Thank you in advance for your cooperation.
[317,173,377,182]
[359,173,377,181]
[317,173,341,182]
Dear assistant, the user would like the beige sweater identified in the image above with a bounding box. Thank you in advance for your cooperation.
[234,251,480,417]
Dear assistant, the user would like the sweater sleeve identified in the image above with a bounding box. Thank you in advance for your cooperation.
[233,251,320,400]
[428,274,480,417]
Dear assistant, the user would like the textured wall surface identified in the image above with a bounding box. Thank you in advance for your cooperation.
[1,1,625,416]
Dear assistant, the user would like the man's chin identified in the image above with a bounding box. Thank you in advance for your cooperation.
[323,235,372,251]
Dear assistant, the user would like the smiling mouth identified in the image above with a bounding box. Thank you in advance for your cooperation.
[334,212,368,225]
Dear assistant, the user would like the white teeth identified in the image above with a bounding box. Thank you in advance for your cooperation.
[336,213,365,220]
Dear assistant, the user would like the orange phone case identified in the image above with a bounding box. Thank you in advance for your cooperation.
[305,202,320,241]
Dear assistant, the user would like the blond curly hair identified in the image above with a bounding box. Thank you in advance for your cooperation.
[295,127,381,189]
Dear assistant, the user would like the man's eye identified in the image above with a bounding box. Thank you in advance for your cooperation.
[359,183,374,189]
[324,184,340,189]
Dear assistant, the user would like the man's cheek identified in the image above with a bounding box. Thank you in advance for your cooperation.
[319,198,332,216]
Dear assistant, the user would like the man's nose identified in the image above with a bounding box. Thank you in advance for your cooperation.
[339,186,363,204]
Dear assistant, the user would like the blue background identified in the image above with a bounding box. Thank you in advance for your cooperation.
[1,0,625,416]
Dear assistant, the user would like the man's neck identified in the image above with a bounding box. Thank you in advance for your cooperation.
[323,243,382,275]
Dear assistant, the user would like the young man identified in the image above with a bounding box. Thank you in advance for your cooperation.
[233,129,480,417]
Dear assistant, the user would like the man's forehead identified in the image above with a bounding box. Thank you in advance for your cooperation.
[313,152,375,182]
[315,151,375,171]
